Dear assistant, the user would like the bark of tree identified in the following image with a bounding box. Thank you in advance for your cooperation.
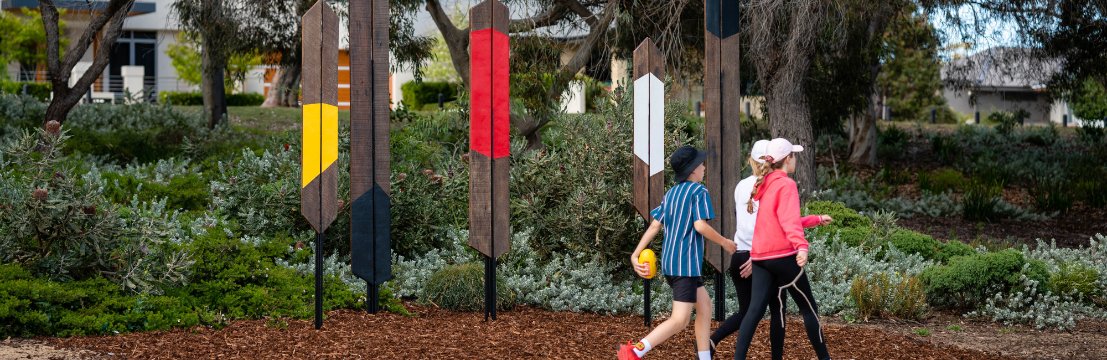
[262,63,302,107]
[847,15,893,167]
[748,0,823,195]
[425,0,617,151]
[201,31,228,128]
[847,86,880,166]
[39,0,135,125]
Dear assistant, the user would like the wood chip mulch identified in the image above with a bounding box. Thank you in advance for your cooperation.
[45,304,1016,359]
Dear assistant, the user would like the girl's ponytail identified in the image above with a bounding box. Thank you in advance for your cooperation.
[747,155,788,214]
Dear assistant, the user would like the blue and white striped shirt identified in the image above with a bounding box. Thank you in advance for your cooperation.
[649,181,715,277]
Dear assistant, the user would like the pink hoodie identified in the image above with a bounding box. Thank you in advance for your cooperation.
[750,170,809,261]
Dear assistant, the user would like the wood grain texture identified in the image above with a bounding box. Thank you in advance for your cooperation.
[703,0,740,272]
[468,0,511,259]
[350,0,391,285]
[632,38,665,223]
[300,1,339,234]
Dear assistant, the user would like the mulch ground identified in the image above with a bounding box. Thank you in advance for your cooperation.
[46,304,1015,359]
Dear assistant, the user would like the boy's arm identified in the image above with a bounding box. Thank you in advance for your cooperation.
[631,220,663,277]
[694,220,737,254]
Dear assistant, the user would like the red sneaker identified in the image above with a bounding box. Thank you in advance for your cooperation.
[617,341,643,360]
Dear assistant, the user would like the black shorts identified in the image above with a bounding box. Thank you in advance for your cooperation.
[665,275,704,303]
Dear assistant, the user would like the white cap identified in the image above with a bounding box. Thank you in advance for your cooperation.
[762,138,804,164]
[750,140,770,164]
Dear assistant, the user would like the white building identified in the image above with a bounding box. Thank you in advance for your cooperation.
[942,47,1086,126]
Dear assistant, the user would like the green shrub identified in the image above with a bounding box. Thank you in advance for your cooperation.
[158,91,264,107]
[930,133,959,165]
[835,226,875,248]
[0,81,51,101]
[918,168,964,194]
[0,264,202,337]
[939,240,976,261]
[0,128,192,292]
[0,93,47,139]
[803,201,872,230]
[102,171,209,211]
[158,91,203,105]
[400,81,458,109]
[226,93,265,106]
[1048,263,1101,300]
[887,229,944,262]
[920,249,1049,309]
[1032,175,1073,213]
[1076,119,1105,144]
[424,262,515,311]
[63,102,205,163]
[878,125,910,161]
[1075,178,1107,208]
[989,110,1027,136]
[962,181,1002,222]
[849,272,928,321]
[805,201,877,248]
[173,229,359,319]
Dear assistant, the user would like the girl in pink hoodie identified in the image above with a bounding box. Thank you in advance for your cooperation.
[732,138,831,360]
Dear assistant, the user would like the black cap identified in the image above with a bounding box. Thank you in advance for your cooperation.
[670,145,706,182]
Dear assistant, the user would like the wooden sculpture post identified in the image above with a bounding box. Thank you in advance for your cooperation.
[704,0,741,321]
[301,0,338,330]
[633,38,665,328]
[468,0,510,322]
[349,0,391,314]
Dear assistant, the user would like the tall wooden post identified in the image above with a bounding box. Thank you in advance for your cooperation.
[704,0,741,321]
[349,0,391,314]
[633,38,665,328]
[468,0,510,322]
[300,0,339,330]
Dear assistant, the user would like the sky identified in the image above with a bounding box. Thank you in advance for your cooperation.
[930,4,1022,59]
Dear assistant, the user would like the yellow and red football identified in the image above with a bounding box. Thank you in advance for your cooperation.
[639,249,657,279]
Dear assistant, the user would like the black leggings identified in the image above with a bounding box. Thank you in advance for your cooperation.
[710,251,786,359]
[734,255,830,360]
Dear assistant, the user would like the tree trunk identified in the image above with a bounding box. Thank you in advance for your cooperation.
[39,0,135,125]
[261,64,301,107]
[43,90,83,123]
[261,68,283,107]
[847,90,879,165]
[766,84,817,195]
[279,65,301,107]
[201,37,228,128]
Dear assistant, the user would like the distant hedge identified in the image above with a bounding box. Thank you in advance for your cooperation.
[400,81,458,109]
[159,91,265,106]
[0,81,51,101]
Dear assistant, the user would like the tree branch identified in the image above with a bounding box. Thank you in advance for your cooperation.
[548,0,617,104]
[426,0,471,87]
[39,1,63,90]
[71,0,134,95]
[556,0,598,28]
[509,3,570,32]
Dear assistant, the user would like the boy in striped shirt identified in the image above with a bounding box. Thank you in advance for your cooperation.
[621,146,738,360]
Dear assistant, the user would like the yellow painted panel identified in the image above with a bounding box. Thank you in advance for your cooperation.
[321,103,338,170]
[302,103,322,188]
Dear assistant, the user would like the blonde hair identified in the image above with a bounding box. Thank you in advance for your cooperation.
[747,155,788,214]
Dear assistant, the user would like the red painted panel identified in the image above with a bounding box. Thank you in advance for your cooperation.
[470,28,510,159]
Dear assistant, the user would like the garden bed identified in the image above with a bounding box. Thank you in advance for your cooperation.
[37,304,1020,359]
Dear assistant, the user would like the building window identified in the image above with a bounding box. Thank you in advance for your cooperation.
[107,31,158,95]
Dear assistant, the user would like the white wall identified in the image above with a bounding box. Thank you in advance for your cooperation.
[155,31,194,92]
[121,0,177,31]
[943,88,1054,124]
